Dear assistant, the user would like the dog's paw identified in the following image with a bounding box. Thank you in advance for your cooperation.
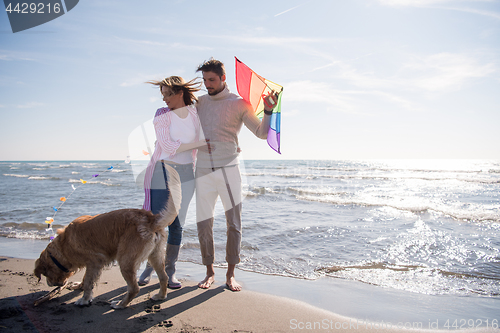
[110,300,126,309]
[151,293,167,301]
[75,297,92,307]
[68,282,83,290]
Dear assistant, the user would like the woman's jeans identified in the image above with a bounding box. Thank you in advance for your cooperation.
[150,161,195,245]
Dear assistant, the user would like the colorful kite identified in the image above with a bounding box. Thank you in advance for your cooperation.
[235,57,283,154]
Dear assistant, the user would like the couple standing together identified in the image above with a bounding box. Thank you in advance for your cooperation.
[139,58,278,292]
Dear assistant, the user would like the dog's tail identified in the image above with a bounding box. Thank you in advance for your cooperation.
[157,164,182,228]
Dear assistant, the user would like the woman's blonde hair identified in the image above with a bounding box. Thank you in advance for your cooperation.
[147,76,201,105]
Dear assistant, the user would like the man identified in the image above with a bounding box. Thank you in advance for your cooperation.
[195,58,277,291]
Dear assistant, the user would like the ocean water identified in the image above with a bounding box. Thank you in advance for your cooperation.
[1,159,499,300]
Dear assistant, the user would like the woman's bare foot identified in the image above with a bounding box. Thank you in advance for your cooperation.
[198,274,215,289]
[226,276,242,291]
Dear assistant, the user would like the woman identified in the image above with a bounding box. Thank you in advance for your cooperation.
[139,76,205,288]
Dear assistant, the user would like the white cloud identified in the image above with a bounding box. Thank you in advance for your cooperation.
[441,5,500,19]
[315,50,496,94]
[336,64,395,90]
[282,51,496,117]
[344,89,417,110]
[284,80,416,114]
[377,0,500,19]
[285,80,360,113]
[402,52,497,91]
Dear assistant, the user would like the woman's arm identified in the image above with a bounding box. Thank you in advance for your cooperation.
[154,113,181,158]
[176,141,207,153]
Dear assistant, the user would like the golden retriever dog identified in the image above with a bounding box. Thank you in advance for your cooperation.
[34,164,181,309]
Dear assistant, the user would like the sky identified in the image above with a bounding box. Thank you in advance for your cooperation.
[1,0,499,161]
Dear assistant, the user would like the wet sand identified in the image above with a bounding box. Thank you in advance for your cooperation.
[0,256,379,333]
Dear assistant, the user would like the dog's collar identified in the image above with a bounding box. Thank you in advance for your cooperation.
[48,252,70,273]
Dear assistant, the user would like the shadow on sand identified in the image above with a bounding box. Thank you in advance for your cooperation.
[1,279,227,332]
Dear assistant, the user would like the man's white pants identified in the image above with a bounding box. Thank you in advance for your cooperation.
[196,165,242,266]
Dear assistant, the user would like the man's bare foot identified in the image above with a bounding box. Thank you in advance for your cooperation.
[198,275,215,289]
[226,276,242,292]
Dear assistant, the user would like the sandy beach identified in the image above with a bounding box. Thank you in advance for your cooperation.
[0,256,382,333]
[0,255,497,333]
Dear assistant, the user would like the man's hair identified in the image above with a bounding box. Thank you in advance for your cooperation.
[196,57,226,77]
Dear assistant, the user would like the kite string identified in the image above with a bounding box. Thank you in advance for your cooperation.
[45,165,115,235]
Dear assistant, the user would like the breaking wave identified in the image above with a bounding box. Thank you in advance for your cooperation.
[245,185,500,223]
[3,174,30,178]
[316,262,500,296]
[0,222,64,240]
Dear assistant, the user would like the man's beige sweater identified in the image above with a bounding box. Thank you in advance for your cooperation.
[196,85,270,168]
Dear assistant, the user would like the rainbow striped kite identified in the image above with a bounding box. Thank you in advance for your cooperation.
[235,57,282,154]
